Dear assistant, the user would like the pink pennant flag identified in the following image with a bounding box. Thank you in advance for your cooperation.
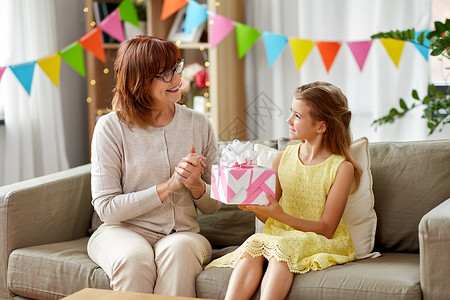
[347,41,372,71]
[100,9,125,43]
[0,66,5,82]
[209,12,236,49]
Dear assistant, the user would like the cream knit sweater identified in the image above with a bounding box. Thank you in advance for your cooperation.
[90,104,221,235]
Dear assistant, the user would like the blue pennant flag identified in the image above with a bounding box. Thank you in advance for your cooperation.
[184,1,207,35]
[9,61,36,95]
[413,30,431,61]
[262,32,288,67]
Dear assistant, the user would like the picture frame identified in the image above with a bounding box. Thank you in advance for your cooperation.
[168,6,206,43]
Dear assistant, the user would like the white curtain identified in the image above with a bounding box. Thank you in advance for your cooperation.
[0,0,68,185]
[244,0,433,142]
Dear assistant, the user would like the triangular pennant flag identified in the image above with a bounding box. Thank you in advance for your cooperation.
[9,61,36,95]
[316,41,341,73]
[347,41,372,71]
[184,1,207,34]
[413,30,431,61]
[380,38,405,68]
[209,13,235,49]
[262,32,288,67]
[289,38,315,71]
[235,22,261,59]
[100,9,125,42]
[59,42,86,77]
[37,53,62,87]
[0,66,5,82]
[79,27,106,63]
[161,0,188,21]
[118,0,140,27]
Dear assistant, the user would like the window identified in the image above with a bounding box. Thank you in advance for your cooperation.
[430,0,449,85]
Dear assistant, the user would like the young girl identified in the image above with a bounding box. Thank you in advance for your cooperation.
[206,81,362,300]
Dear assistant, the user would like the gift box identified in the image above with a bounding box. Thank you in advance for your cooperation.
[211,165,276,205]
[210,140,276,205]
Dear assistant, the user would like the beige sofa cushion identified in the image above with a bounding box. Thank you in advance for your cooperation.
[198,253,421,300]
[369,139,450,252]
[8,238,110,299]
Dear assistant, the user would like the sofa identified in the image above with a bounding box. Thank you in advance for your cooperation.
[1,138,449,300]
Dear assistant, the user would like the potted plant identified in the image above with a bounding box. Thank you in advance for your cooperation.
[370,18,450,134]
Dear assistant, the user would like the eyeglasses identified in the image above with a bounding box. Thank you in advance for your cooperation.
[155,59,185,83]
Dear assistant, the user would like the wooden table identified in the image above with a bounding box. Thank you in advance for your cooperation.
[62,288,202,300]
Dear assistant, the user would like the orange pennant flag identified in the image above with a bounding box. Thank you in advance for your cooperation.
[316,41,341,73]
[78,27,106,63]
[37,53,62,87]
[380,38,405,68]
[161,0,188,20]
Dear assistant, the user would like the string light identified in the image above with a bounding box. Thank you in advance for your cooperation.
[205,81,210,87]
[90,79,96,86]
[176,40,182,46]
[206,101,212,108]
[103,68,109,74]
[204,61,210,67]
[90,21,96,27]
[215,1,220,7]
[199,46,205,51]
[204,91,209,97]
[209,20,214,25]
[83,7,89,13]
[86,97,92,103]
[97,110,103,116]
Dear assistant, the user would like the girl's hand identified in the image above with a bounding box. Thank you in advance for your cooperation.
[175,145,207,198]
[239,193,285,221]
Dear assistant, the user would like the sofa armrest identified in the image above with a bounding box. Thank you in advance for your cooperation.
[0,164,92,299]
[419,198,450,300]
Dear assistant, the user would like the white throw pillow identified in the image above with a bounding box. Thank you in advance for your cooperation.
[253,137,379,259]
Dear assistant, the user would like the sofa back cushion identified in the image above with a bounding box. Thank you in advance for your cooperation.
[197,204,255,248]
[369,139,450,253]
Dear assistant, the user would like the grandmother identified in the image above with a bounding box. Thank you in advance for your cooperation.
[87,36,220,297]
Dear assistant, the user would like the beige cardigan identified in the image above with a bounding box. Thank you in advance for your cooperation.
[90,104,221,235]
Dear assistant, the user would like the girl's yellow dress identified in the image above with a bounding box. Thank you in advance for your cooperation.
[206,144,355,273]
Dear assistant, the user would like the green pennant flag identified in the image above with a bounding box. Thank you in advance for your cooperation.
[235,22,261,59]
[59,41,86,77]
[119,0,140,28]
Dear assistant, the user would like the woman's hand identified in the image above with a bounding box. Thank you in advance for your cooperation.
[175,145,207,199]
[239,193,285,221]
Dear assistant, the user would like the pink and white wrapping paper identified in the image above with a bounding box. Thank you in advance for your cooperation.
[210,140,276,205]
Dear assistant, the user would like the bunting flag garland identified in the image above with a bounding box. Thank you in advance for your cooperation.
[161,0,188,21]
[413,30,431,61]
[262,32,288,67]
[118,0,140,27]
[100,9,126,42]
[9,62,36,95]
[347,41,372,71]
[184,1,207,34]
[235,22,261,59]
[37,53,62,87]
[79,27,106,63]
[209,13,235,49]
[289,38,315,71]
[0,0,434,98]
[0,67,5,82]
[59,42,86,77]
[316,41,342,73]
[380,38,405,68]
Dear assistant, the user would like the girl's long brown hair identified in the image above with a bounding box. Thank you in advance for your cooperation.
[295,81,362,192]
[112,36,181,129]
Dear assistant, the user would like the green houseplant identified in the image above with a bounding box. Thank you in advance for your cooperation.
[370,18,450,134]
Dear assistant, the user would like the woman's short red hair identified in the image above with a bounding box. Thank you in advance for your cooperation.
[112,36,181,128]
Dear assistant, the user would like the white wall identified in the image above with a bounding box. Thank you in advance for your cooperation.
[55,0,89,167]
